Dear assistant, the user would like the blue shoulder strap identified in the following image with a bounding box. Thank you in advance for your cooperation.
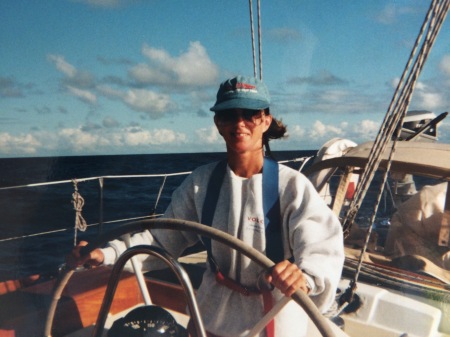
[201,159,228,265]
[201,157,284,270]
[262,157,284,263]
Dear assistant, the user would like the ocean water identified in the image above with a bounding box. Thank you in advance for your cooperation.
[0,151,315,282]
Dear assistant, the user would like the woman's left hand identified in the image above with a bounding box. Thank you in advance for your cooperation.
[265,260,310,297]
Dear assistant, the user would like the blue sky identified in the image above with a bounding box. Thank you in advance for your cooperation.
[1,0,449,158]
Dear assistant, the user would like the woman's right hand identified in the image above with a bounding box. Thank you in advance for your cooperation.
[66,240,105,269]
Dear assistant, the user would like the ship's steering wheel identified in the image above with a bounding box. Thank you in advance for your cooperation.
[45,218,338,337]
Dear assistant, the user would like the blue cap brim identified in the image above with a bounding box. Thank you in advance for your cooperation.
[210,98,270,112]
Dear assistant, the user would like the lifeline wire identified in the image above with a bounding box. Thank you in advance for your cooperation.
[340,0,450,303]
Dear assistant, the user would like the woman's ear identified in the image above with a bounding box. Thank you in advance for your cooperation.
[263,113,272,132]
[214,115,223,135]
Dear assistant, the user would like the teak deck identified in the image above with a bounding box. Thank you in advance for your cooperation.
[0,266,193,337]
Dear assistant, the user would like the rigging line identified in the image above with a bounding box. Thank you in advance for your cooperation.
[344,259,450,289]
[342,0,449,298]
[347,0,447,248]
[249,0,263,79]
[351,0,436,189]
[377,0,450,204]
[257,0,263,80]
[378,0,446,184]
[369,0,447,179]
[153,175,167,214]
[369,0,433,148]
[249,0,257,78]
[342,0,446,295]
[378,12,442,176]
[0,214,163,243]
[396,0,449,112]
[348,44,424,208]
[342,0,448,234]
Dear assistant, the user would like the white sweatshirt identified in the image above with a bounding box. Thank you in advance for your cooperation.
[102,161,344,337]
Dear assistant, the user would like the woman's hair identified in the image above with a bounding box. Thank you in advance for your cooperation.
[263,108,288,157]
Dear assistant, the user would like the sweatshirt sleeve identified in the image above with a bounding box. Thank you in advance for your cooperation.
[281,167,344,312]
[101,169,203,270]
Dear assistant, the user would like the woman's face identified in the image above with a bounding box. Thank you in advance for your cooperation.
[214,109,272,155]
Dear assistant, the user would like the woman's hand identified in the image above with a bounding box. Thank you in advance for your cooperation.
[66,240,105,269]
[265,260,311,297]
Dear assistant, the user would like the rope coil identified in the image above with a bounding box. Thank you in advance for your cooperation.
[72,179,87,246]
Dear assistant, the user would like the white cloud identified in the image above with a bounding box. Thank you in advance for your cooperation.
[6,114,446,157]
[47,44,217,119]
[121,128,153,146]
[375,4,416,24]
[412,82,446,111]
[0,133,42,155]
[151,128,187,144]
[439,55,450,76]
[267,27,302,43]
[72,0,127,8]
[67,85,97,105]
[195,126,221,144]
[286,119,380,149]
[120,127,187,146]
[390,77,402,91]
[319,90,349,103]
[437,121,450,143]
[129,63,172,85]
[390,78,447,113]
[286,125,306,139]
[351,120,380,141]
[130,41,219,87]
[305,89,372,115]
[102,117,120,128]
[142,47,171,64]
[122,89,176,116]
[99,86,177,118]
[414,91,444,111]
[48,54,97,104]
[97,85,121,97]
[414,81,426,91]
[48,54,76,78]
[59,128,110,152]
[309,120,343,138]
[0,125,190,156]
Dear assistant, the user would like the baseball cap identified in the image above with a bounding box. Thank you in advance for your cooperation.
[210,75,271,112]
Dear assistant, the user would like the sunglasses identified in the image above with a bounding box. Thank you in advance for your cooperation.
[215,109,264,126]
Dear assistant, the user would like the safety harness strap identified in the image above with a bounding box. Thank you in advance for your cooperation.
[201,159,227,268]
[201,157,284,268]
[201,157,282,337]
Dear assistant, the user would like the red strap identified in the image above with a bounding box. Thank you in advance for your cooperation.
[215,271,276,336]
[262,290,275,337]
[215,271,262,296]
